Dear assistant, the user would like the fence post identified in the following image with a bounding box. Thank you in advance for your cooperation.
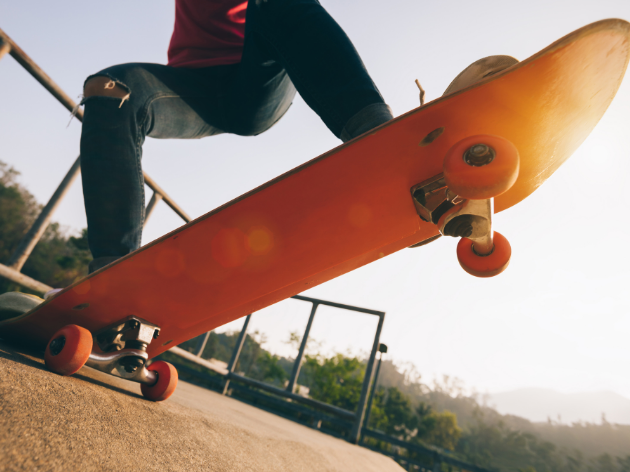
[8,157,81,271]
[349,311,385,444]
[222,314,252,395]
[144,191,163,227]
[194,331,211,357]
[363,343,387,432]
[286,301,318,393]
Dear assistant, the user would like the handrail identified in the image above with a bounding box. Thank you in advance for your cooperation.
[0,26,190,281]
[0,27,83,120]
[0,27,188,222]
[143,172,191,223]
[0,264,52,295]
[7,157,81,271]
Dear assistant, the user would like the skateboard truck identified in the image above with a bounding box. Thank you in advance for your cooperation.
[411,174,458,225]
[411,174,493,254]
[440,198,494,256]
[86,316,161,385]
[411,135,519,277]
[44,317,178,401]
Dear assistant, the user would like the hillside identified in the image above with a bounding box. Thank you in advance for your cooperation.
[488,388,630,424]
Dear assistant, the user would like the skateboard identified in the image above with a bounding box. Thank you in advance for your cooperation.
[1,19,628,401]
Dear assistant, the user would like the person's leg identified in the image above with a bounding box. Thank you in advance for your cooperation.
[80,63,235,273]
[224,0,393,141]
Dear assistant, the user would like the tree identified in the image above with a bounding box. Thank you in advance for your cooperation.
[301,353,365,411]
[618,455,630,472]
[420,410,461,451]
[565,450,586,472]
[382,387,416,438]
[0,161,90,293]
[590,454,618,472]
[248,350,288,386]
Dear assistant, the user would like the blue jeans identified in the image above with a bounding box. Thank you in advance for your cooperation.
[81,0,392,273]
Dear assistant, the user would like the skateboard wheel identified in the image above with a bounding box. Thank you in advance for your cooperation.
[456,231,511,277]
[443,135,519,200]
[44,324,92,376]
[141,361,178,402]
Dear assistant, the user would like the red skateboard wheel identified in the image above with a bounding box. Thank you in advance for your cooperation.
[44,324,92,376]
[444,135,519,200]
[141,361,178,402]
[456,231,511,277]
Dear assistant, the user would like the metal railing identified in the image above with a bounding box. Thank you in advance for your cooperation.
[173,295,385,444]
[0,27,190,295]
[167,296,490,472]
[361,428,492,472]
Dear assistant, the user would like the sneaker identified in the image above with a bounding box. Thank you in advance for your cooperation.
[443,55,519,96]
[0,292,44,322]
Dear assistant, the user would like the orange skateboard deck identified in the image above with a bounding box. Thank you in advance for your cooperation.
[1,19,629,400]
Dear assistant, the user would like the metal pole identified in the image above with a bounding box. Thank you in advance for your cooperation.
[143,191,163,228]
[0,262,52,295]
[8,157,81,271]
[286,302,318,393]
[0,27,84,120]
[194,331,211,357]
[0,29,191,291]
[0,27,190,223]
[222,314,251,395]
[363,349,384,430]
[349,312,385,444]
[142,173,190,223]
[0,29,195,288]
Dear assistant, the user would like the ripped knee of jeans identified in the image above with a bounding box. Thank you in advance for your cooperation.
[68,74,132,126]
[83,74,131,108]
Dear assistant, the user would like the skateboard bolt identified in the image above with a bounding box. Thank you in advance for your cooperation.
[49,336,66,356]
[455,224,473,238]
[464,144,495,167]
[120,356,145,373]
[443,215,474,238]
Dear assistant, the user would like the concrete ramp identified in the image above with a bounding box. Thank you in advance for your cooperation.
[0,341,402,472]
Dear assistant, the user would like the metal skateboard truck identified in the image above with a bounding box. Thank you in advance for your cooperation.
[44,316,177,401]
[411,138,517,277]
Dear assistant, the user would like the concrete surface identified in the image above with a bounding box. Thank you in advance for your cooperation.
[0,340,403,472]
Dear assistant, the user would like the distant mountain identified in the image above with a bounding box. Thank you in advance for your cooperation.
[487,388,630,424]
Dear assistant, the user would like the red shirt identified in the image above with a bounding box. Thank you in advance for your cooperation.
[168,0,248,68]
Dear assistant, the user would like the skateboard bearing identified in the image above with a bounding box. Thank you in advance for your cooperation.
[464,144,495,166]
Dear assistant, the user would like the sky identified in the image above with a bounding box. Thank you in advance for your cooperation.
[1,1,630,412]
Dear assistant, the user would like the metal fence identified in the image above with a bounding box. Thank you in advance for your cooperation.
[0,27,491,472]
[169,297,491,471]
[172,294,385,444]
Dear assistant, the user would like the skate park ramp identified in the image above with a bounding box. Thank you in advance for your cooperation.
[0,340,403,472]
